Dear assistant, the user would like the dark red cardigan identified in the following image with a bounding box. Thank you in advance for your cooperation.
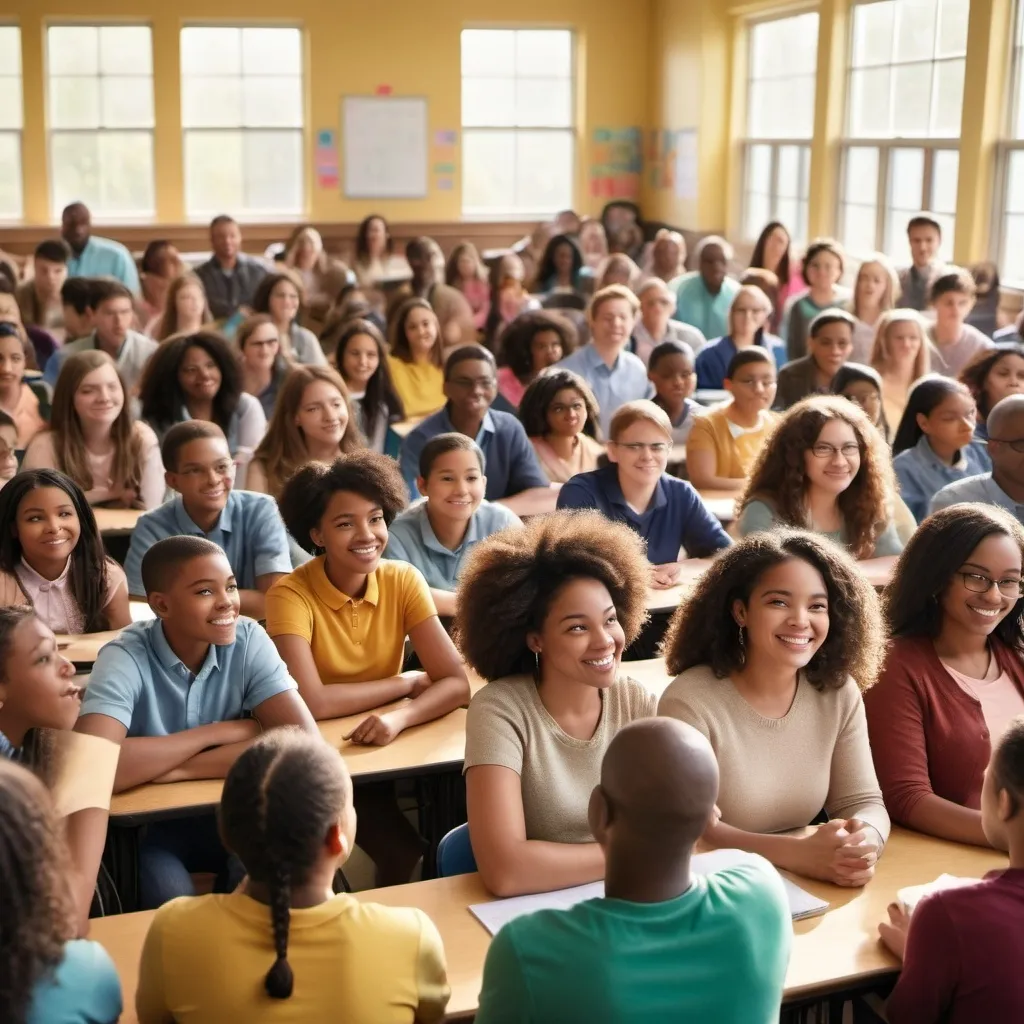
[864,634,1024,823]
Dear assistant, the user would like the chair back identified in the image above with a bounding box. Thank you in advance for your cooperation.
[436,822,477,877]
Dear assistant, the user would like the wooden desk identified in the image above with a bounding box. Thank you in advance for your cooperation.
[698,488,740,524]
[57,630,122,667]
[92,828,1005,1023]
[390,415,428,440]
[93,508,144,536]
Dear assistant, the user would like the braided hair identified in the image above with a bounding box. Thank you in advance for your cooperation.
[219,729,351,1000]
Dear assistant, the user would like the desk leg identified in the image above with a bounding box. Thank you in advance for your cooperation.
[417,771,467,879]
[96,822,141,917]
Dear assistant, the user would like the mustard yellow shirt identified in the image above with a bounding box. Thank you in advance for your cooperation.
[135,891,450,1024]
[685,405,779,481]
[264,557,436,684]
[386,356,445,418]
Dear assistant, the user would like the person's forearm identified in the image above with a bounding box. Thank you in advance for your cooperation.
[479,840,606,898]
[64,807,110,935]
[905,794,990,847]
[387,676,470,733]
[153,738,255,783]
[430,588,457,617]
[702,821,804,871]
[499,487,557,517]
[301,675,412,720]
[690,473,745,492]
[113,725,240,792]
[237,588,267,619]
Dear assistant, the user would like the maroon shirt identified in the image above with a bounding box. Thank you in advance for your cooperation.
[888,868,1024,1024]
[864,635,1024,822]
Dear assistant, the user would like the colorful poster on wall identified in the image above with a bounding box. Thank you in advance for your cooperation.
[315,128,339,190]
[432,128,458,192]
[589,127,642,200]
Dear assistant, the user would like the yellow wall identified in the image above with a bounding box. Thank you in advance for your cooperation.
[10,0,650,225]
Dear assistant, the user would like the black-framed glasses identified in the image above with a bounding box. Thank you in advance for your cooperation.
[959,572,1024,598]
[989,437,1024,453]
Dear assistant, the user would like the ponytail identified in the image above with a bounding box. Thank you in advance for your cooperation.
[264,864,294,999]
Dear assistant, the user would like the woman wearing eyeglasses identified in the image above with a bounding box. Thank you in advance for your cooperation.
[737,394,905,560]
[557,399,731,589]
[865,504,1024,847]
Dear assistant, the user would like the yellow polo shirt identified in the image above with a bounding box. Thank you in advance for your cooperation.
[135,891,450,1024]
[265,557,436,684]
[386,356,445,419]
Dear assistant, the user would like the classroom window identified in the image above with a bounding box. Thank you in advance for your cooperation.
[740,12,818,244]
[45,25,155,220]
[0,26,22,221]
[839,0,967,257]
[461,29,575,218]
[180,26,305,220]
[995,0,1024,284]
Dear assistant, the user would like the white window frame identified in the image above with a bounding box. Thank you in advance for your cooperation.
[0,24,23,222]
[992,0,1024,286]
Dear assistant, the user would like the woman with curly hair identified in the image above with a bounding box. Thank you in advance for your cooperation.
[960,343,1024,441]
[658,529,890,885]
[265,452,469,885]
[866,505,1024,848]
[459,511,657,897]
[738,395,904,560]
[495,311,577,408]
[0,759,122,1024]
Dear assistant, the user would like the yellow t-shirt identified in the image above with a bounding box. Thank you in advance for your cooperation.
[135,891,450,1024]
[685,405,778,480]
[265,557,436,684]
[386,356,445,418]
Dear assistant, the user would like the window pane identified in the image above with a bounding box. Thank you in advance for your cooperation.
[515,78,571,128]
[851,1,895,67]
[890,147,925,209]
[892,64,932,136]
[182,77,244,128]
[842,203,878,254]
[101,76,154,128]
[777,145,802,198]
[514,130,573,214]
[515,30,571,77]
[461,30,515,77]
[51,130,154,217]
[49,77,101,129]
[844,146,880,202]
[936,0,970,56]
[0,75,20,130]
[747,144,772,195]
[184,130,244,216]
[462,77,516,127]
[241,28,301,76]
[243,130,303,213]
[1004,212,1024,285]
[462,130,516,214]
[931,149,959,213]
[0,26,20,71]
[0,132,21,219]
[750,18,790,79]
[931,59,965,137]
[181,27,241,76]
[933,212,955,260]
[894,0,938,63]
[748,13,817,138]
[849,67,892,136]
[1007,150,1024,212]
[776,197,799,235]
[745,190,771,242]
[241,76,303,128]
[99,26,152,75]
[48,27,98,75]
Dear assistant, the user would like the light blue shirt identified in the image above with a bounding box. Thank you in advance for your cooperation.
[668,272,741,340]
[79,618,297,736]
[894,436,992,523]
[555,344,654,435]
[124,490,293,597]
[28,938,122,1024]
[66,235,140,293]
[385,499,519,591]
[43,329,157,391]
[930,472,1024,523]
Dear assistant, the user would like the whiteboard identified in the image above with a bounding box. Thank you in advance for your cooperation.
[342,96,428,199]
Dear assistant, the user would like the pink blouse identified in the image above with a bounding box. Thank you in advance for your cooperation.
[944,663,1024,746]
[0,557,127,633]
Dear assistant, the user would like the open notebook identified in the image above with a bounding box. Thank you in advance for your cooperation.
[470,848,828,936]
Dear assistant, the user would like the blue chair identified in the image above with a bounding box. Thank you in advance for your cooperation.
[436,822,477,877]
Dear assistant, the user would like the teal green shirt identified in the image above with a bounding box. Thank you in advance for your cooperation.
[28,939,122,1024]
[475,857,790,1024]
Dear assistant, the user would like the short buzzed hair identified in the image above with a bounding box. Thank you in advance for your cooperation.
[443,344,495,381]
[35,239,70,264]
[161,420,228,472]
[141,536,226,595]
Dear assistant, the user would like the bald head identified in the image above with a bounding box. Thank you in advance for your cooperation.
[987,394,1024,490]
[988,394,1024,440]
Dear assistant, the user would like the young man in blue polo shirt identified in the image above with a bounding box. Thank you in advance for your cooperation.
[400,346,554,516]
[557,400,730,586]
[76,535,315,907]
[124,420,293,617]
[386,433,519,616]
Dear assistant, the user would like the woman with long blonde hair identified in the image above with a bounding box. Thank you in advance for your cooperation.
[848,254,899,362]
[149,272,212,342]
[869,309,933,430]
[281,225,350,330]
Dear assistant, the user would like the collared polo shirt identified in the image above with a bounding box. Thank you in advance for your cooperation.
[44,329,158,391]
[555,344,654,435]
[894,435,992,522]
[555,463,731,564]
[930,472,1024,522]
[79,618,297,736]
[385,498,519,590]
[194,254,268,321]
[668,272,741,340]
[265,557,436,685]
[124,490,293,597]
[399,405,548,500]
[66,235,140,293]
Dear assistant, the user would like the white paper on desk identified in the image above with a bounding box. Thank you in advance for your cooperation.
[469,848,828,935]
[898,874,981,914]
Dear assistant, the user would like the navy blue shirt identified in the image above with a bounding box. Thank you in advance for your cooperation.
[556,464,732,563]
[695,334,787,390]
[400,405,549,500]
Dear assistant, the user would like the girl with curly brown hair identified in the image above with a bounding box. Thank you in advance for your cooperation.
[658,529,890,886]
[737,394,904,560]
[458,511,657,897]
[0,759,122,1024]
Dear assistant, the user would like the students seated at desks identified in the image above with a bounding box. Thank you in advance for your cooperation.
[334,318,404,453]
[659,530,890,882]
[870,308,932,428]
[0,412,18,491]
[460,513,657,896]
[445,242,490,330]
[893,376,991,522]
[558,401,731,584]
[248,365,363,499]
[16,238,68,336]
[280,225,350,330]
[631,278,706,364]
[135,730,450,1024]
[136,240,185,331]
[250,271,327,366]
[748,220,802,333]
[648,340,703,445]
[494,310,576,408]
[236,314,292,420]
[0,322,48,446]
[927,267,995,376]
[265,454,469,883]
[194,215,268,322]
[879,717,1024,1024]
[125,422,292,619]
[400,347,551,513]
[865,505,1024,847]
[60,277,93,343]
[352,214,410,289]
[24,351,165,510]
[147,271,212,342]
[848,253,899,362]
[776,309,856,409]
[76,536,316,907]
[831,362,891,442]
[686,350,779,492]
[0,760,123,1024]
[476,717,790,1024]
[960,343,1024,441]
[898,213,944,312]
[782,237,849,361]
[664,237,735,340]
[533,233,586,295]
[43,279,158,392]
[694,283,785,390]
[61,201,139,292]
[386,297,447,418]
[738,395,904,558]
[0,469,130,631]
[405,237,476,354]
[386,434,520,617]
[555,285,652,436]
